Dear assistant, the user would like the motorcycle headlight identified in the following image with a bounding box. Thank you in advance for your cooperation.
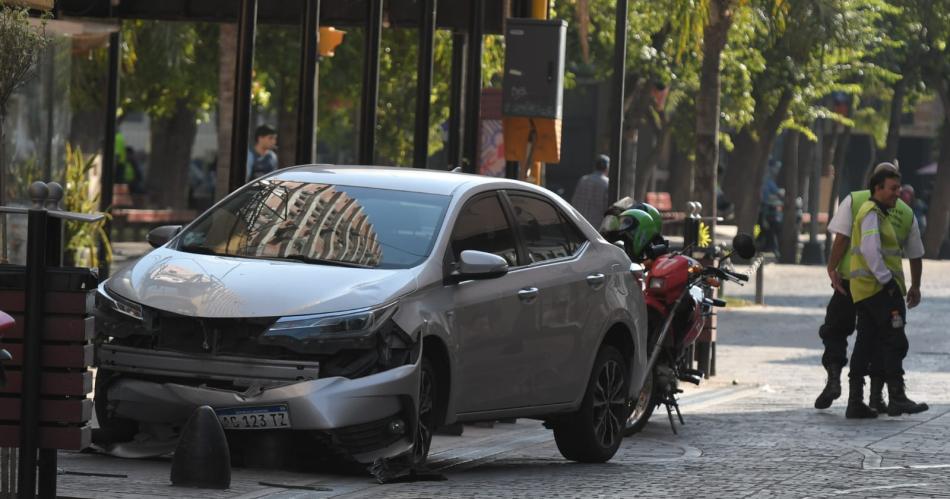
[97,283,144,321]
[261,302,398,340]
[648,277,665,289]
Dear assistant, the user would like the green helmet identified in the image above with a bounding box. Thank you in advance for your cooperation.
[633,202,663,229]
[618,208,659,257]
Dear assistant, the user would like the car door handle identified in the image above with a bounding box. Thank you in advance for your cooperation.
[586,273,606,289]
[518,287,539,304]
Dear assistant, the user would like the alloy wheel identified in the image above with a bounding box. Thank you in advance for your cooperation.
[592,359,627,447]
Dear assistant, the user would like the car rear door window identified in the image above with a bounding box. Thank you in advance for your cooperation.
[508,193,586,263]
[450,194,519,266]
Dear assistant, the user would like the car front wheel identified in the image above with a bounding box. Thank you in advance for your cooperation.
[553,345,629,463]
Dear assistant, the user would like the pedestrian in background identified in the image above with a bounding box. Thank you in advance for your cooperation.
[246,124,278,182]
[571,154,610,226]
[848,166,928,417]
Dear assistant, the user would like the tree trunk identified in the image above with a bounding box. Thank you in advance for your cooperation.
[923,109,950,257]
[146,105,198,209]
[880,76,905,163]
[215,23,237,201]
[277,93,297,169]
[618,78,651,197]
[723,88,794,234]
[779,131,800,262]
[620,127,638,197]
[694,0,734,225]
[726,130,762,234]
[668,144,693,213]
[636,118,672,201]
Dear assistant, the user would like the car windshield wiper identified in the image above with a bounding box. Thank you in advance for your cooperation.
[178,243,225,256]
[280,253,373,269]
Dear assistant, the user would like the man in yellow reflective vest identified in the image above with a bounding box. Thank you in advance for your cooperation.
[815,163,924,417]
[848,167,928,417]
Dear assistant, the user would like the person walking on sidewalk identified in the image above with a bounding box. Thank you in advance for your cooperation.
[814,162,923,416]
[571,154,611,227]
[847,166,928,417]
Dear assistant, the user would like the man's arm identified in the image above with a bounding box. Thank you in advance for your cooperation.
[907,258,922,308]
[904,218,924,308]
[827,233,850,294]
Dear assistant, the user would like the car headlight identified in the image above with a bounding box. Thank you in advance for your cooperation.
[97,282,144,321]
[261,302,398,340]
[648,277,666,290]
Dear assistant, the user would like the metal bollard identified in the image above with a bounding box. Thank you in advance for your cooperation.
[756,263,765,304]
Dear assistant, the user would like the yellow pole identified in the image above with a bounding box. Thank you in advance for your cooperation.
[530,0,548,20]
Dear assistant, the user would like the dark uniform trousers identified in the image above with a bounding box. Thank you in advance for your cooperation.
[852,287,909,381]
[819,280,856,369]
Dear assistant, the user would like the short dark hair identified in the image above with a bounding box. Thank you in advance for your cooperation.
[254,124,277,140]
[868,166,901,192]
[594,154,610,171]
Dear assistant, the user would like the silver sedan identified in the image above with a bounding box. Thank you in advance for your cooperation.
[94,165,647,465]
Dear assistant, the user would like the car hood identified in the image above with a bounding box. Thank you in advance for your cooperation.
[106,247,420,318]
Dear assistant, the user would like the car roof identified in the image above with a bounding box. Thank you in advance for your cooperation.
[270,164,542,196]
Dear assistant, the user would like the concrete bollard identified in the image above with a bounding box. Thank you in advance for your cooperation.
[170,406,231,489]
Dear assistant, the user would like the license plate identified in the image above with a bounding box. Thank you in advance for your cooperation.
[215,404,291,430]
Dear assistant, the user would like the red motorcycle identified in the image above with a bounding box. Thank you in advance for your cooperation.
[624,234,756,435]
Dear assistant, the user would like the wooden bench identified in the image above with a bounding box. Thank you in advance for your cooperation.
[646,191,687,223]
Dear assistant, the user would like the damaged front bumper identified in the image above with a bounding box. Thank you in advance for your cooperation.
[97,343,422,463]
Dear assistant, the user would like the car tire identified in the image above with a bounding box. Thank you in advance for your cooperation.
[623,366,656,436]
[553,345,629,463]
[92,368,138,444]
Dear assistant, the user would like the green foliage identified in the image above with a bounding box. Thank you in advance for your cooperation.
[308,26,464,166]
[119,20,219,122]
[0,4,50,113]
[5,154,42,202]
[63,144,111,268]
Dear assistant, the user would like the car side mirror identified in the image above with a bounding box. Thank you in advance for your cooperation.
[147,225,182,248]
[732,233,756,260]
[447,250,509,283]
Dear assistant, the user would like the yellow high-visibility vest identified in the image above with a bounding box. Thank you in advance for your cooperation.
[836,190,913,278]
[849,200,906,303]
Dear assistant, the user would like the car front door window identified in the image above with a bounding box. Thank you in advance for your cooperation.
[450,194,519,266]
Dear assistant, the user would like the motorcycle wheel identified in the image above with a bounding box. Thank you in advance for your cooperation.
[623,367,656,436]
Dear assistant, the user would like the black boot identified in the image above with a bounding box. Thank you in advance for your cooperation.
[814,364,842,409]
[845,377,878,419]
[868,376,887,414]
[886,378,929,416]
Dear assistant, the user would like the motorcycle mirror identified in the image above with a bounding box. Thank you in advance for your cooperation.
[732,233,756,259]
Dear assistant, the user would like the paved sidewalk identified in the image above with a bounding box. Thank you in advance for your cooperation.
[45,260,950,498]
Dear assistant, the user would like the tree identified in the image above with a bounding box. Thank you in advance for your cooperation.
[721,0,893,234]
[0,4,49,207]
[120,20,219,209]
[694,0,736,228]
[917,0,950,257]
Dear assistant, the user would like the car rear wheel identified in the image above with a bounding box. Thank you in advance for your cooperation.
[553,345,629,463]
